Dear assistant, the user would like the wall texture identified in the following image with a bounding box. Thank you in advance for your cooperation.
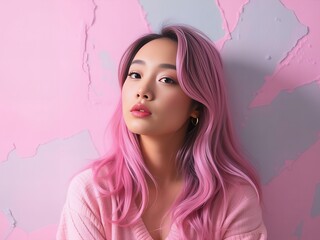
[0,0,319,239]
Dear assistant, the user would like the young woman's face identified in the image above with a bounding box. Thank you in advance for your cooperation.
[122,38,196,137]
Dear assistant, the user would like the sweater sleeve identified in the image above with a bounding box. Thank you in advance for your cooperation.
[222,184,267,240]
[56,170,107,240]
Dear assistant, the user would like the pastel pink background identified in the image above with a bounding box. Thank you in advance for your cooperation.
[0,0,319,239]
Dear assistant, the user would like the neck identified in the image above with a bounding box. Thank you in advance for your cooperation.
[139,133,185,187]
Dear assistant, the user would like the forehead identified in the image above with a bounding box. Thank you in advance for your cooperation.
[133,38,178,63]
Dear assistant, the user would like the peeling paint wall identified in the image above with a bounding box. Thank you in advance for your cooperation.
[0,0,319,239]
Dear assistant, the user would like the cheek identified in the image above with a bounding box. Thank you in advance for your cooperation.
[121,85,134,127]
[121,84,133,122]
[162,91,192,117]
[122,81,133,106]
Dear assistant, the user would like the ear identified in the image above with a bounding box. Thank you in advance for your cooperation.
[190,103,201,118]
[190,111,199,119]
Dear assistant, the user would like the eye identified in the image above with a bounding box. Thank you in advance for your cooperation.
[128,72,141,79]
[159,77,176,84]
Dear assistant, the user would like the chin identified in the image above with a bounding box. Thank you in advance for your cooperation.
[126,126,151,135]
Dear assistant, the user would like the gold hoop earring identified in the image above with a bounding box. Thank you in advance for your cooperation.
[191,117,199,126]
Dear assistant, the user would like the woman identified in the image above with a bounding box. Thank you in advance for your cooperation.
[57,25,267,240]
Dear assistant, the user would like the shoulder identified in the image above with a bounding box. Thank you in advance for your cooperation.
[67,169,95,197]
[220,182,267,239]
[65,168,111,214]
[226,181,260,210]
[65,169,98,210]
[58,169,113,239]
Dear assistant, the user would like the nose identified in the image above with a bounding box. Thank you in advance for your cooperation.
[136,88,153,100]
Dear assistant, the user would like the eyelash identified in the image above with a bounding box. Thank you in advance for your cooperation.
[128,72,177,85]
[128,72,141,79]
[159,77,176,84]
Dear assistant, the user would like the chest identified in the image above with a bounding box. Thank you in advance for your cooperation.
[140,185,182,240]
[142,198,173,239]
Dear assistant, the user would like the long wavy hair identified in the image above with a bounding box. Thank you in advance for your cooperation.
[92,25,261,239]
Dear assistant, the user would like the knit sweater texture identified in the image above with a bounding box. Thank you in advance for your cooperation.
[57,169,267,240]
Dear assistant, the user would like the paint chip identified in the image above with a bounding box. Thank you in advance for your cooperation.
[265,55,272,60]
[275,17,282,22]
[311,182,320,217]
[293,220,303,239]
[1,208,16,239]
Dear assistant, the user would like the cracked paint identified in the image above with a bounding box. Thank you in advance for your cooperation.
[242,82,320,183]
[215,0,249,49]
[0,0,320,239]
[220,2,320,236]
[251,0,320,107]
[263,138,320,239]
[0,209,16,240]
[293,221,303,240]
[0,210,57,240]
[138,0,223,41]
[0,130,99,232]
[0,0,98,162]
[82,0,98,99]
[221,0,308,140]
[311,183,320,218]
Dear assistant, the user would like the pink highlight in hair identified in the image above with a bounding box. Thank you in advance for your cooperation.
[91,25,261,239]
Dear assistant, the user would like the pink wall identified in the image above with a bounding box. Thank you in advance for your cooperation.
[0,0,319,239]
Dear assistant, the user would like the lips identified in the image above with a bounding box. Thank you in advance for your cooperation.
[130,103,151,118]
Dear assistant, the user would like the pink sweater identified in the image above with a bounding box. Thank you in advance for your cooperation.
[57,169,267,240]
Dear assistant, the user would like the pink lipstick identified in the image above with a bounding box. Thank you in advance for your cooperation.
[130,103,151,118]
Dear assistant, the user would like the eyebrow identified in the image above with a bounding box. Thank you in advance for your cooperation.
[131,59,176,70]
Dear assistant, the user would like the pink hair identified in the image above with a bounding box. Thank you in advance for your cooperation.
[92,25,261,239]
